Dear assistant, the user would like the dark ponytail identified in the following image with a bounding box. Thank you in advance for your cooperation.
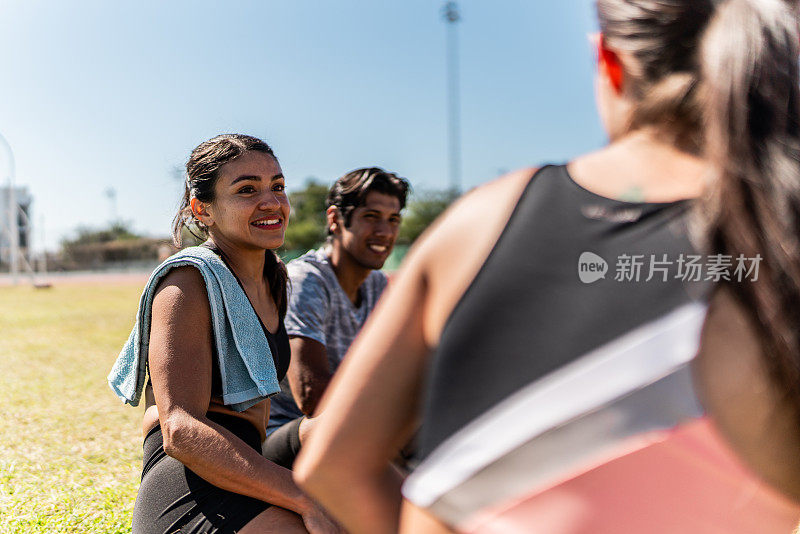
[701,0,800,403]
[267,250,290,319]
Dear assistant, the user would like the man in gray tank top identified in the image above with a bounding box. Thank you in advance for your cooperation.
[267,167,410,438]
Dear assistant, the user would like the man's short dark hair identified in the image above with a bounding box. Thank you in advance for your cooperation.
[325,167,410,234]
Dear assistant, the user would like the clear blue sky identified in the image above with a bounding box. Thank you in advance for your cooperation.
[0,0,604,251]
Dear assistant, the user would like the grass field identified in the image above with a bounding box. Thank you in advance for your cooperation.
[0,282,146,534]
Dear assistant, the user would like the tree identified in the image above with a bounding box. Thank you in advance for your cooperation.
[62,220,141,247]
[397,189,458,245]
[58,221,165,270]
[281,178,330,253]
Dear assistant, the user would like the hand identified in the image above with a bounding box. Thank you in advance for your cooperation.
[302,505,344,534]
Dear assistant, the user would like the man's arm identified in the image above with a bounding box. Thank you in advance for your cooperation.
[288,336,332,415]
[283,261,332,416]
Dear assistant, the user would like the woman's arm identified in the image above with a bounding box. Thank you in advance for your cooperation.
[294,169,536,534]
[293,243,430,534]
[148,266,315,515]
[694,287,800,501]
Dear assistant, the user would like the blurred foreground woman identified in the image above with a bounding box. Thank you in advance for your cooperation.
[295,1,800,532]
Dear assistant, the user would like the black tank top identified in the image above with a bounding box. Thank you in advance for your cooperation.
[417,165,707,461]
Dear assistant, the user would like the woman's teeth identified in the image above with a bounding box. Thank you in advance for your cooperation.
[253,219,280,227]
[369,245,387,253]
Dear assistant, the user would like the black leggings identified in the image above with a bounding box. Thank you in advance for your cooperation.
[132,412,270,534]
[262,417,303,469]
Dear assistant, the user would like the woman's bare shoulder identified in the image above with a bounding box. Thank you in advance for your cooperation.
[414,167,537,268]
[151,265,210,324]
[147,266,215,414]
[407,167,537,345]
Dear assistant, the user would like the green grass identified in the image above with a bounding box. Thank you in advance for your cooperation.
[0,282,145,533]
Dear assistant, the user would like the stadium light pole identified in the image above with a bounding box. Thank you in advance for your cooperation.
[443,1,462,195]
[0,132,18,284]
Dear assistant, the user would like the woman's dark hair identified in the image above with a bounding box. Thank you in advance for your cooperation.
[597,0,715,153]
[325,167,410,235]
[172,133,289,317]
[598,0,800,406]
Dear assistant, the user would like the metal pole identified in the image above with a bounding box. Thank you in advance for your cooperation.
[443,1,462,194]
[0,132,17,284]
[39,214,47,275]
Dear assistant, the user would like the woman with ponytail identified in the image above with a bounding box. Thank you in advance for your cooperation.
[110,134,340,533]
[294,1,800,532]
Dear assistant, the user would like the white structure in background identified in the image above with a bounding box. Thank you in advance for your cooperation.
[0,132,40,285]
[0,185,35,282]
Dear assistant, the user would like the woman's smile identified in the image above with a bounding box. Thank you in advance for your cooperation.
[251,215,284,231]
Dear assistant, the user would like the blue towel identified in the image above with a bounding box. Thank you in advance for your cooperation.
[107,246,280,412]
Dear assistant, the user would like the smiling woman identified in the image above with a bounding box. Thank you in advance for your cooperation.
[108,134,341,534]
[189,151,289,255]
[172,135,291,331]
[174,135,288,251]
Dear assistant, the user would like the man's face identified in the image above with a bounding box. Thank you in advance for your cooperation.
[335,191,402,271]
